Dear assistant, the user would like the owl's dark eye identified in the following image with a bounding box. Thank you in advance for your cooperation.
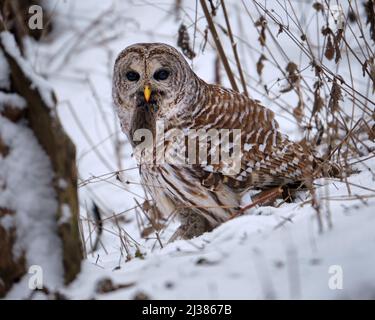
[153,69,170,81]
[126,71,140,82]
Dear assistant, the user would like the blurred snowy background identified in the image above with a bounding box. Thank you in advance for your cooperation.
[4,0,375,299]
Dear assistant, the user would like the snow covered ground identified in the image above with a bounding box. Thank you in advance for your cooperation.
[11,0,375,299]
[67,166,375,299]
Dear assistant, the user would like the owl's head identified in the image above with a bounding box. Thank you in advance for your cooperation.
[113,43,196,135]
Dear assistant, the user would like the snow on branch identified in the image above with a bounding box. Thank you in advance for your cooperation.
[0,31,55,109]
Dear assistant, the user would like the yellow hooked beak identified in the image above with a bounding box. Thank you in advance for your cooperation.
[144,85,151,103]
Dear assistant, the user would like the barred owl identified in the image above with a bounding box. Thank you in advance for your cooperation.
[113,43,334,240]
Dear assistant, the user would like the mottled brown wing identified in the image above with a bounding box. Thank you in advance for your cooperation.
[192,84,315,191]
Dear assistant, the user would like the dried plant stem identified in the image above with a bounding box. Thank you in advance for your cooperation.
[220,0,249,96]
[200,0,239,92]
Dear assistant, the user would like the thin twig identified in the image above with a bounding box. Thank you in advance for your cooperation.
[220,0,249,96]
[200,0,239,92]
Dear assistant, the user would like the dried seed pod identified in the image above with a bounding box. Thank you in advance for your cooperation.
[177,24,196,60]
[312,80,324,115]
[328,79,342,112]
[313,2,324,12]
[334,29,344,63]
[325,35,334,60]
[364,0,375,43]
[280,61,299,93]
[256,54,267,77]
[255,16,267,47]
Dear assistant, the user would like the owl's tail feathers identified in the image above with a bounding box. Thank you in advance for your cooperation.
[312,156,343,179]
